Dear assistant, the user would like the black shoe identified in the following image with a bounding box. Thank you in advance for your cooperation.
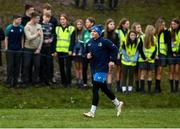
[34,84,39,88]
[21,83,28,88]
[33,82,39,88]
[125,90,129,95]
[140,87,146,94]
[6,84,12,88]
[67,83,72,88]
[51,78,56,84]
[175,86,179,93]
[45,81,53,86]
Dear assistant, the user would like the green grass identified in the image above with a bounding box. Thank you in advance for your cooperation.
[0,108,180,128]
[0,83,180,109]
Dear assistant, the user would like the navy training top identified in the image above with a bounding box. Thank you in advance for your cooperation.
[85,36,118,74]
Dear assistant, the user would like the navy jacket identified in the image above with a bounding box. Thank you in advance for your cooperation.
[85,37,118,74]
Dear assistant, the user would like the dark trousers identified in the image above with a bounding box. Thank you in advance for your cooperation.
[108,0,118,9]
[82,57,89,84]
[57,52,72,85]
[121,64,135,86]
[94,0,104,4]
[92,81,115,106]
[6,50,21,85]
[75,0,87,7]
[0,44,2,66]
[19,48,33,83]
[19,49,24,81]
[40,45,53,83]
[23,48,40,84]
[50,56,54,81]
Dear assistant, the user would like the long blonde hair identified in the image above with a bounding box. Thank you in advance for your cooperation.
[155,18,165,35]
[144,25,155,49]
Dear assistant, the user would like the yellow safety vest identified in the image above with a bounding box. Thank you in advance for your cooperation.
[56,26,74,53]
[138,37,157,63]
[170,29,180,53]
[116,29,129,53]
[156,32,167,55]
[121,42,138,66]
[138,34,145,43]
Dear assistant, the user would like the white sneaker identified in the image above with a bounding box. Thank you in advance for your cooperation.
[83,111,95,118]
[117,101,124,117]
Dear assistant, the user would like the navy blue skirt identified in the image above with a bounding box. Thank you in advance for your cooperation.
[139,62,155,70]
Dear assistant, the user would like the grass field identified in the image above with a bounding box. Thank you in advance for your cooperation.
[0,108,180,128]
[0,83,180,109]
[0,85,180,128]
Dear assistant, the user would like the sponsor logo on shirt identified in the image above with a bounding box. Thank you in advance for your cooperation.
[98,42,102,47]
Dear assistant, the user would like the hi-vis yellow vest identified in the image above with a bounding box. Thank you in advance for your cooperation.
[138,37,157,63]
[56,26,74,53]
[169,29,180,53]
[121,42,138,66]
[116,29,129,53]
[157,32,167,55]
[138,34,145,43]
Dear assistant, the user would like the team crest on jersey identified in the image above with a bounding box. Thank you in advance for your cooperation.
[11,29,14,32]
[98,42,102,47]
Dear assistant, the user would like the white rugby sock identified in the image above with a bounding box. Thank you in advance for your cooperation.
[90,105,96,114]
[112,98,120,107]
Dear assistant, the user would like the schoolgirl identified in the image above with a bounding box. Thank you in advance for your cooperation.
[102,18,120,90]
[139,25,158,94]
[168,18,180,93]
[116,18,130,92]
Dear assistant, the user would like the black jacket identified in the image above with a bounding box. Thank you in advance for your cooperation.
[21,14,31,27]
[102,31,120,49]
